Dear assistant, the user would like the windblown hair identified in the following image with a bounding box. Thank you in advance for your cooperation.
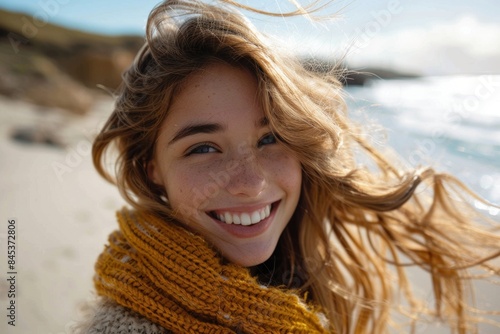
[92,0,500,332]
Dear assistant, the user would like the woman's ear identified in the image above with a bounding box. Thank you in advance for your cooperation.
[146,160,163,186]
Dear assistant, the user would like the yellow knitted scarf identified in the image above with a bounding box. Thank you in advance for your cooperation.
[94,208,329,333]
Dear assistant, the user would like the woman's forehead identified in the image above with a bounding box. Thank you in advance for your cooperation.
[159,62,265,139]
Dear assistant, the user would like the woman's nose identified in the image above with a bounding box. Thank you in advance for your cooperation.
[225,154,267,198]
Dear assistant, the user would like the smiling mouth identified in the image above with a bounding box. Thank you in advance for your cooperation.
[208,202,278,226]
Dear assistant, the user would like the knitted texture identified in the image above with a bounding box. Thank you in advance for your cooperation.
[93,208,329,333]
[75,298,172,334]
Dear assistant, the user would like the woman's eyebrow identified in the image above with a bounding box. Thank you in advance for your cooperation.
[168,117,268,145]
[257,116,269,128]
[169,123,225,145]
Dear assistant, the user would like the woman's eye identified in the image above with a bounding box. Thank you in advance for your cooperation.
[186,144,218,155]
[258,133,277,147]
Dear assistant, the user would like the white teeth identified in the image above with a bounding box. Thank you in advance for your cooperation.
[240,213,251,226]
[251,211,261,224]
[224,212,232,224]
[214,204,272,226]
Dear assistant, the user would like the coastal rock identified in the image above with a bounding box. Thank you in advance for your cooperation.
[66,49,135,90]
[0,54,94,115]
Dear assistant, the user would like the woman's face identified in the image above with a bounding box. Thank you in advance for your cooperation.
[148,62,302,267]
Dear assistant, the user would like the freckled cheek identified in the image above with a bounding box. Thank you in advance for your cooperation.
[261,151,302,192]
[165,163,226,210]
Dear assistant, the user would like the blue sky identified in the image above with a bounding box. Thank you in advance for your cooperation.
[1,0,499,75]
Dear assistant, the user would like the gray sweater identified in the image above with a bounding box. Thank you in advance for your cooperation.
[74,299,171,334]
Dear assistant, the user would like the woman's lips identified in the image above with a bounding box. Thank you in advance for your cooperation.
[210,204,271,226]
[207,201,280,238]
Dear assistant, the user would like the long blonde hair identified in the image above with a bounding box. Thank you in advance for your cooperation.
[92,0,500,332]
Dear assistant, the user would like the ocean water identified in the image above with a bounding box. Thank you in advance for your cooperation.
[345,75,500,332]
[344,75,500,207]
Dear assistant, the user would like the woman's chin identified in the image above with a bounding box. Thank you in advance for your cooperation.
[222,244,276,267]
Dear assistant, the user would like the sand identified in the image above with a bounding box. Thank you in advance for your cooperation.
[1,95,125,334]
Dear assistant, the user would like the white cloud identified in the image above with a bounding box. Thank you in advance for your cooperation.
[345,15,500,75]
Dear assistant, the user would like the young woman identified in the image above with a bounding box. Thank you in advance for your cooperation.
[76,0,500,333]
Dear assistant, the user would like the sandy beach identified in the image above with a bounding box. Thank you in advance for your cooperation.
[1,95,126,334]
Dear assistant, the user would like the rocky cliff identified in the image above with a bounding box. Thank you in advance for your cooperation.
[0,9,143,114]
